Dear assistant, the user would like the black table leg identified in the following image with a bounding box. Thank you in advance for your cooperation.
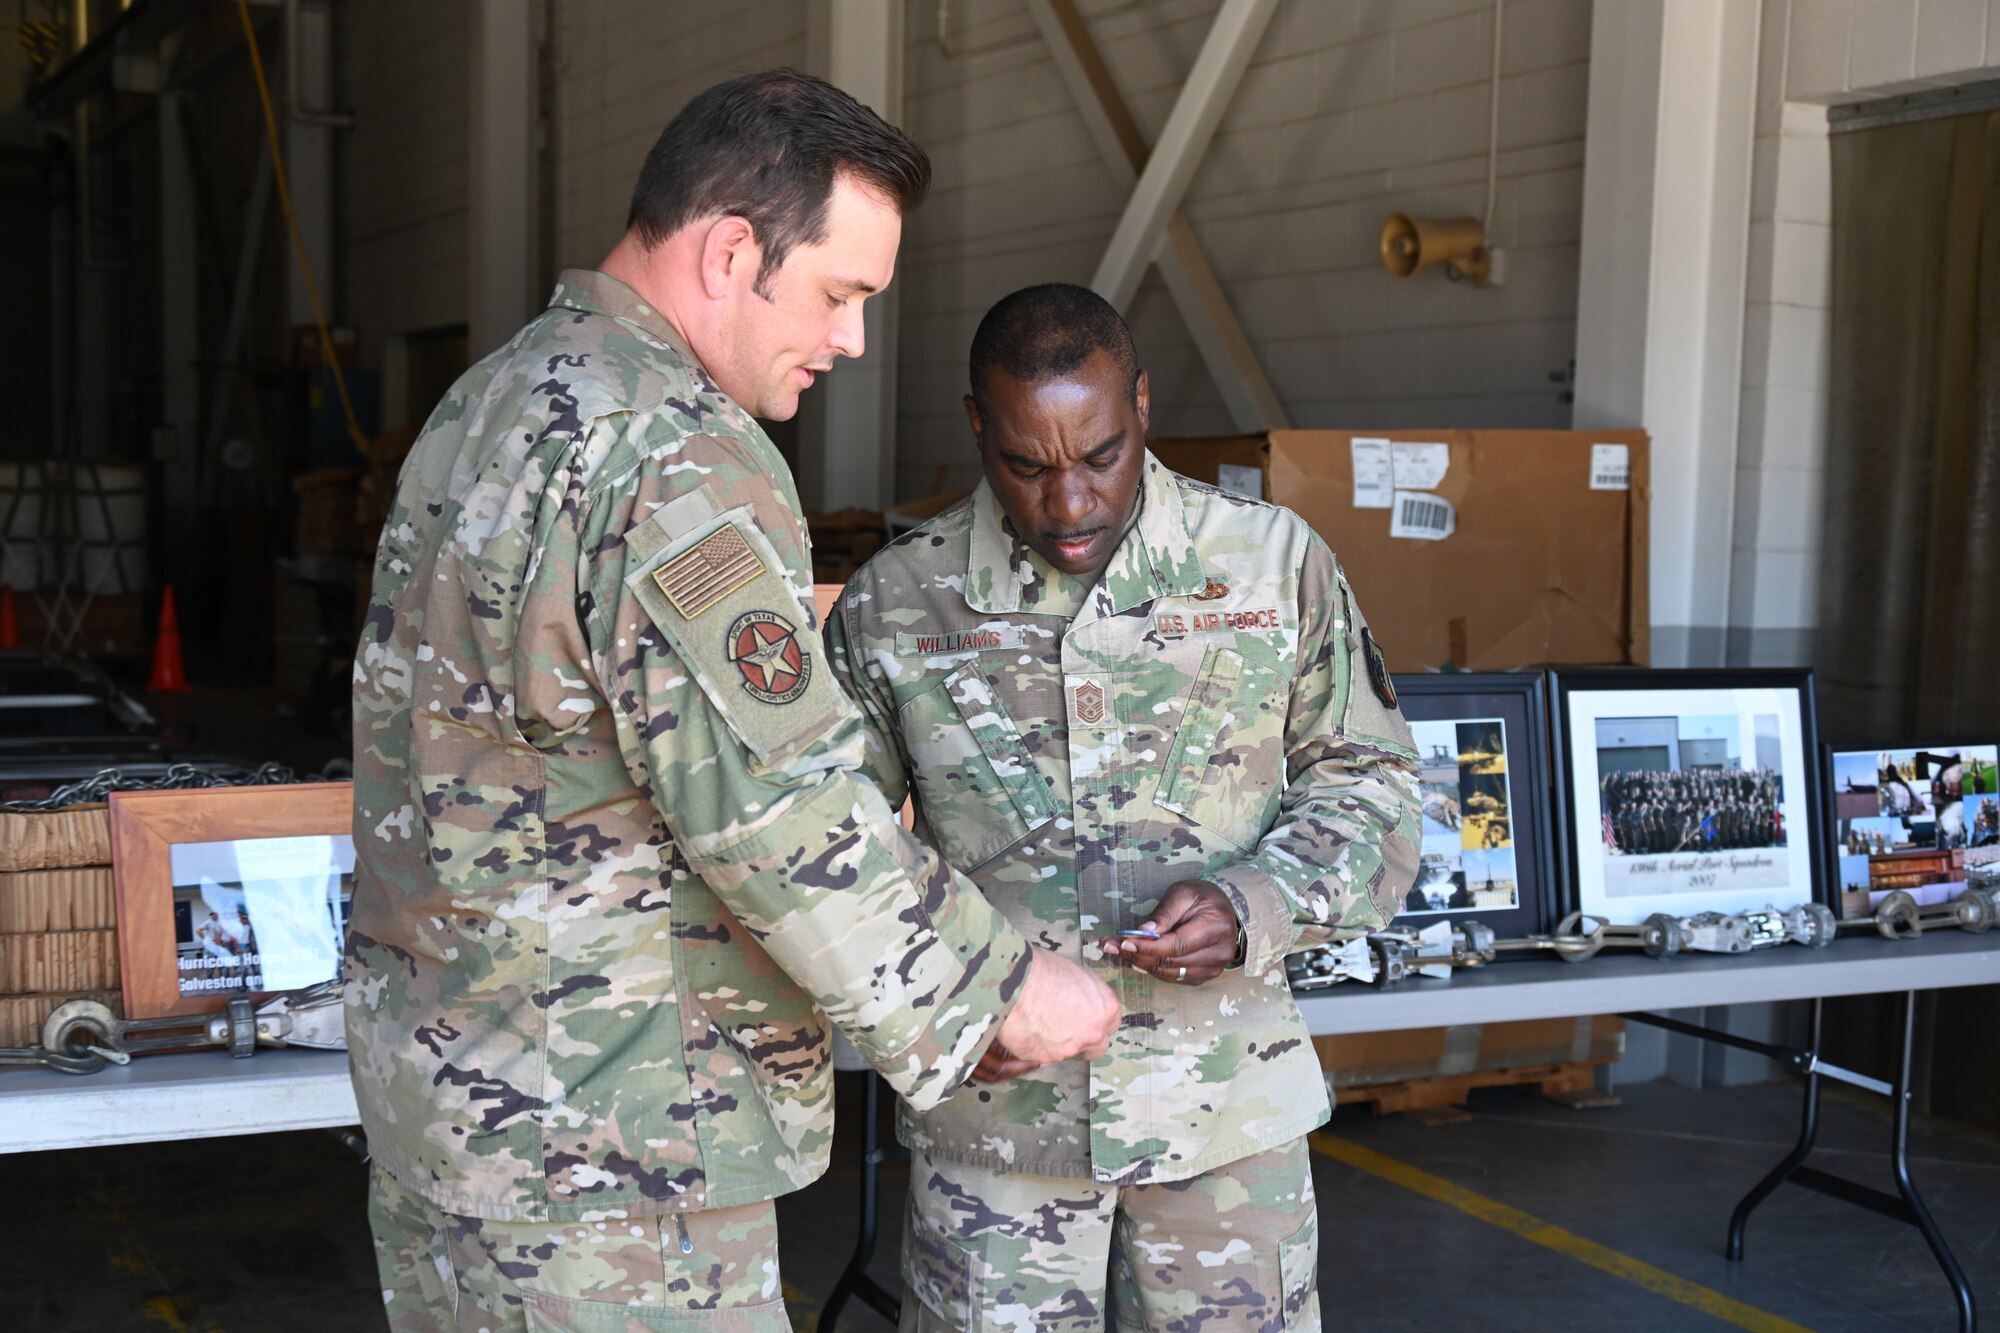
[821,1072,904,1331]
[1727,997,1823,1261]
[1627,996,1978,1331]
[1885,991,1976,1333]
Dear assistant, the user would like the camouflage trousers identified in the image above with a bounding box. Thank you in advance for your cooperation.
[367,1165,791,1332]
[900,1137,1320,1332]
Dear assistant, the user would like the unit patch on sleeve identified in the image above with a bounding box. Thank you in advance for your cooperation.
[726,609,812,704]
[1362,627,1397,708]
[652,521,767,620]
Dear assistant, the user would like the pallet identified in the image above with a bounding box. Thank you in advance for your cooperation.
[1332,1059,1622,1125]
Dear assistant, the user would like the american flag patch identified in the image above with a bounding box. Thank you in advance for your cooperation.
[652,522,768,619]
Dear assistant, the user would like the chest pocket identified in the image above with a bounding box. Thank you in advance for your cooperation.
[898,663,1055,871]
[1153,645,1281,850]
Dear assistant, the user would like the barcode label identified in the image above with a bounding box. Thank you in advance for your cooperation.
[1590,443,1630,490]
[1389,490,1456,541]
[1350,438,1392,509]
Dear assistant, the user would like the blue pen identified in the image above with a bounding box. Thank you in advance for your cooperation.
[1116,929,1160,939]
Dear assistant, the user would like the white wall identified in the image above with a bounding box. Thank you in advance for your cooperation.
[1608,0,2000,1086]
[334,1,1595,503]
[340,0,471,371]
[549,1,809,271]
[339,0,811,390]
[893,0,1593,499]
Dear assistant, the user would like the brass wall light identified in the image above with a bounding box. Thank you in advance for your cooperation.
[1378,214,1494,286]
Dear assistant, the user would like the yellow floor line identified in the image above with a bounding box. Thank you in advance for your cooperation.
[1310,1132,1815,1333]
[95,1184,226,1333]
[784,1276,824,1331]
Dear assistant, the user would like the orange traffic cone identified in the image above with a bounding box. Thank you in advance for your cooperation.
[0,585,16,650]
[146,584,193,693]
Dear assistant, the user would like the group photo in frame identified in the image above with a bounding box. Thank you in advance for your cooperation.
[1390,671,1557,941]
[1825,739,2000,920]
[107,782,356,1021]
[1550,668,1823,924]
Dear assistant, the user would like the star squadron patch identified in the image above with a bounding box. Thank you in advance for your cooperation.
[726,610,812,705]
[1362,627,1397,709]
[653,522,767,620]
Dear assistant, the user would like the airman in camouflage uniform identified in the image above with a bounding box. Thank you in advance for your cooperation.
[345,77,1117,1332]
[826,285,1422,1330]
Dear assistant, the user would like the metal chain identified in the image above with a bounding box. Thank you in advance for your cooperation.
[0,1044,118,1074]
[0,759,352,813]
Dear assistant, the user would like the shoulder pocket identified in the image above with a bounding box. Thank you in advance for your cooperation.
[1334,576,1419,760]
[622,503,845,770]
[1152,645,1291,850]
[1156,645,1245,819]
[898,664,1054,870]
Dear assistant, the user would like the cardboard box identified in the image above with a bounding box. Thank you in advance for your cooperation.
[1150,430,1650,671]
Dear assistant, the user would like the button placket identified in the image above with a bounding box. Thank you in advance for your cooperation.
[1062,631,1151,1179]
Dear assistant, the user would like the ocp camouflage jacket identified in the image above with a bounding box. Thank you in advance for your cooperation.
[345,271,1030,1223]
[826,456,1422,1184]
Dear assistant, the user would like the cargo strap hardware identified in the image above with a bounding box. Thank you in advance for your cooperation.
[0,980,346,1075]
[1285,892,2000,991]
[1838,886,1997,940]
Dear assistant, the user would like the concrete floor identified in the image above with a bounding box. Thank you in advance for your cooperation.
[6,1074,1995,1332]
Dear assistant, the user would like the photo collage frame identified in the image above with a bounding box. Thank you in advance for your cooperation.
[1827,742,2000,920]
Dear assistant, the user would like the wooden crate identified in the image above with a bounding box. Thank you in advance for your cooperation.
[0,929,120,994]
[805,507,887,587]
[1314,1017,1626,1121]
[0,804,112,872]
[0,866,117,932]
[0,989,121,1048]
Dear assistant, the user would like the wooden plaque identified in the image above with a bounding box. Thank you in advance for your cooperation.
[108,783,354,1020]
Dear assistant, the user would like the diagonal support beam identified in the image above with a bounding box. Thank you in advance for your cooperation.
[1085,0,1277,311]
[1030,0,1287,430]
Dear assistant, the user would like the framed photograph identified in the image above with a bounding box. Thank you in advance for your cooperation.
[107,783,354,1020]
[1390,672,1557,941]
[1550,669,1822,922]
[1825,740,2000,919]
